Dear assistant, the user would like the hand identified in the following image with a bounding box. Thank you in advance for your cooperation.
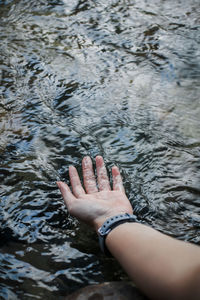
[57,156,133,232]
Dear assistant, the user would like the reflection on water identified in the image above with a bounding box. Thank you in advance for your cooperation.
[0,0,200,298]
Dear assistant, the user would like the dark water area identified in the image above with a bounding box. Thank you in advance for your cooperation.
[0,0,200,299]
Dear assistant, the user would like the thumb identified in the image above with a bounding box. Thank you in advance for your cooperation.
[57,181,76,207]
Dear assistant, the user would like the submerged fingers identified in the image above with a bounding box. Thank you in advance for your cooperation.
[96,156,111,191]
[112,166,125,192]
[66,156,124,195]
[82,156,98,194]
[69,166,86,197]
[57,181,76,207]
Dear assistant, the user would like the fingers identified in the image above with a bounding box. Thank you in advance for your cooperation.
[57,181,76,207]
[112,166,125,193]
[82,156,98,194]
[96,156,111,191]
[69,166,86,197]
[60,157,124,198]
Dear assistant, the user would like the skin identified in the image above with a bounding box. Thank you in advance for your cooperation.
[57,156,200,300]
[57,156,133,231]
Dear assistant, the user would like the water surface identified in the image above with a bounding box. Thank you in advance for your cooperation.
[0,0,200,299]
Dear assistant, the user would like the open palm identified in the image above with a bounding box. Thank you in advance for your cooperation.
[57,156,133,232]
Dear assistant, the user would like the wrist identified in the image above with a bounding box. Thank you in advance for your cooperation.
[94,210,133,233]
[97,213,139,256]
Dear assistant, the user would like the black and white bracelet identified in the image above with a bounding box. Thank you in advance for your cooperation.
[97,213,138,256]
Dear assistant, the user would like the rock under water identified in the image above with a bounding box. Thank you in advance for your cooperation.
[65,281,148,300]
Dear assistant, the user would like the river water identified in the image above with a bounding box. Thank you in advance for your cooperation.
[0,0,200,299]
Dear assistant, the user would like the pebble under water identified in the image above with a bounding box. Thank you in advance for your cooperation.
[0,0,200,299]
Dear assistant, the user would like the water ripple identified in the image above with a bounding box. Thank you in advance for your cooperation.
[0,0,200,298]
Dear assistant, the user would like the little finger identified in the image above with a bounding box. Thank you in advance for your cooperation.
[112,166,125,192]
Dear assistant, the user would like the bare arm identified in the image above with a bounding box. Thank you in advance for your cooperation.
[57,156,200,300]
[106,223,200,300]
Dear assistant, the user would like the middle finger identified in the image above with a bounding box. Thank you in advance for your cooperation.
[96,156,111,191]
[82,156,98,194]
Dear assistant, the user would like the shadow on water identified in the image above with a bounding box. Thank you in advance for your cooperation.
[0,0,200,299]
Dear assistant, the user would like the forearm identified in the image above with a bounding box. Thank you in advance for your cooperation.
[105,222,200,300]
[58,156,200,300]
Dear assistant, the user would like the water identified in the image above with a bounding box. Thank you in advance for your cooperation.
[0,0,200,299]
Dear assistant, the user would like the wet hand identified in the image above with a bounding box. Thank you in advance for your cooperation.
[57,156,133,232]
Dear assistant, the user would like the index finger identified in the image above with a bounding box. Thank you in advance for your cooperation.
[69,166,86,197]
